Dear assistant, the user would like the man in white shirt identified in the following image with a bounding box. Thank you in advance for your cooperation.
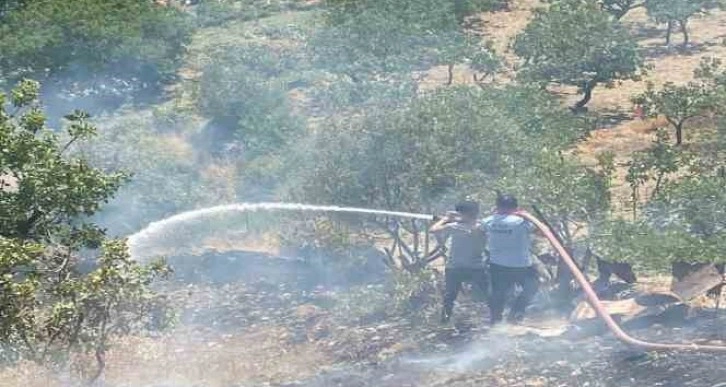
[481,194,539,325]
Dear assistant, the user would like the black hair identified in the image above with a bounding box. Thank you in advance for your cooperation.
[455,200,480,217]
[496,194,518,211]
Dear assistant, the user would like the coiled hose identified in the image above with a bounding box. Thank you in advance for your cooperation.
[514,209,726,353]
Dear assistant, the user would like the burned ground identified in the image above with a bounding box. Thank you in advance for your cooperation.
[86,252,726,386]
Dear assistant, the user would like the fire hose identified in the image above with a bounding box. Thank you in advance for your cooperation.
[513,209,726,353]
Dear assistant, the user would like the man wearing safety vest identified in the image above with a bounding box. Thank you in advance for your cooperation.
[481,194,540,325]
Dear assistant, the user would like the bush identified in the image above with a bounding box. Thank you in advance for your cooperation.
[0,0,192,117]
[0,0,192,83]
[455,0,510,18]
[197,45,304,158]
[286,85,589,212]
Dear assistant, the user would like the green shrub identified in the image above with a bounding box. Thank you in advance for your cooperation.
[0,0,192,83]
[197,45,304,158]
[0,80,172,381]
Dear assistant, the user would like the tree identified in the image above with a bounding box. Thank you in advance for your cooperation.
[0,80,172,381]
[0,0,192,109]
[632,81,715,145]
[513,0,644,109]
[197,45,304,158]
[287,85,589,212]
[644,0,716,46]
[599,0,645,19]
[313,0,499,95]
[624,129,690,219]
[648,173,726,238]
[593,172,726,270]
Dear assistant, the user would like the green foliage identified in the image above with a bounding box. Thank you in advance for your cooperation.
[313,0,499,91]
[633,59,723,145]
[591,218,725,270]
[0,80,127,243]
[645,0,705,23]
[595,172,726,269]
[625,129,691,218]
[0,81,172,377]
[0,0,192,83]
[0,238,173,367]
[595,135,724,269]
[648,173,726,238]
[197,45,303,158]
[497,151,613,241]
[287,85,588,212]
[514,0,644,108]
[454,0,512,19]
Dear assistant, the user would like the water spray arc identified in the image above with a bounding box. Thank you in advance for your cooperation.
[127,202,433,261]
[515,209,726,353]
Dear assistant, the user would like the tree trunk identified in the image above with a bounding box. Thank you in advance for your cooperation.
[447,63,454,85]
[680,19,689,47]
[652,172,664,199]
[574,80,596,110]
[454,0,465,23]
[675,123,684,145]
[666,20,673,46]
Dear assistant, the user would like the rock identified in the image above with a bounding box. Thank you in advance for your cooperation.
[671,263,724,301]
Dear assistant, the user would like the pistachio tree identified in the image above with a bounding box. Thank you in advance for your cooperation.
[644,0,717,46]
[514,0,644,109]
[632,58,724,145]
[0,80,172,381]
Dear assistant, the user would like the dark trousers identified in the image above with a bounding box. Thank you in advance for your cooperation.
[489,263,539,324]
[443,267,489,318]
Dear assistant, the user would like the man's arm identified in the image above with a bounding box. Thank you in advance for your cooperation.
[430,214,453,233]
[525,219,545,237]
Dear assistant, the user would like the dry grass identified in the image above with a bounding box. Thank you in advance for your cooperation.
[104,328,328,386]
[0,327,329,387]
[566,8,726,206]
[201,231,283,256]
[478,0,541,63]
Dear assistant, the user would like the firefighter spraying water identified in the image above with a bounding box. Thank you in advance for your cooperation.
[429,193,726,352]
[128,199,726,353]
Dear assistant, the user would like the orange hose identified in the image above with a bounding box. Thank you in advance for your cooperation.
[514,209,726,352]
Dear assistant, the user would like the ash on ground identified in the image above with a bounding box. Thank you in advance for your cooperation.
[133,251,726,387]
